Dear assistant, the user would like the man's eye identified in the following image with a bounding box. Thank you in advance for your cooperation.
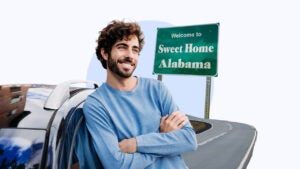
[133,48,140,53]
[118,45,127,49]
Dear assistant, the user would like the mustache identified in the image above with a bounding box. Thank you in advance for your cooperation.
[117,57,134,65]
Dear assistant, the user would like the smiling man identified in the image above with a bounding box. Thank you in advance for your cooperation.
[83,20,197,169]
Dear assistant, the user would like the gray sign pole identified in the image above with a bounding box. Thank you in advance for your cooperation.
[204,76,211,119]
[157,74,163,81]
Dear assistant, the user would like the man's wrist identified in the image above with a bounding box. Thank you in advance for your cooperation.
[119,137,138,154]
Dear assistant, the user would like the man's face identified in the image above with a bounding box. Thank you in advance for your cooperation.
[107,35,140,78]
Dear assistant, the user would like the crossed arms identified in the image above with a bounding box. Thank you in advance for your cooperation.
[84,106,197,169]
[119,111,189,153]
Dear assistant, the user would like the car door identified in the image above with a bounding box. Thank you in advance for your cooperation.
[57,105,103,169]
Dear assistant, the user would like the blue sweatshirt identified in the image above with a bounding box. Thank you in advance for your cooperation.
[83,77,197,169]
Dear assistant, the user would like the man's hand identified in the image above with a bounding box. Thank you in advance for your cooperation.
[160,111,188,133]
[119,138,137,154]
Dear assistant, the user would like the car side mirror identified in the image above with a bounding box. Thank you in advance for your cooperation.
[44,80,98,110]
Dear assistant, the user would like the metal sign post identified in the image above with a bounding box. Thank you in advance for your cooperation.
[157,74,163,81]
[204,76,211,119]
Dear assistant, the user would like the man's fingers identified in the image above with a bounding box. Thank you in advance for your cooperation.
[167,111,181,120]
[160,111,189,133]
[175,114,187,124]
[168,112,187,125]
[162,115,169,120]
[177,117,188,127]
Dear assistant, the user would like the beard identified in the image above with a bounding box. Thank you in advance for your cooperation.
[107,55,136,78]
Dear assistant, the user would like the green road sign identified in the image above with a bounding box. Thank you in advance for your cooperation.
[153,23,219,76]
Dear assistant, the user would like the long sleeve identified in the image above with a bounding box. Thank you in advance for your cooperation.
[136,121,197,156]
[135,79,197,156]
[83,97,157,169]
[82,77,197,169]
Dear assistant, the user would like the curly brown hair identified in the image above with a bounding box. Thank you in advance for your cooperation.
[95,20,145,69]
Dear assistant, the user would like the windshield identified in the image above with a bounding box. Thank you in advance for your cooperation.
[0,128,46,169]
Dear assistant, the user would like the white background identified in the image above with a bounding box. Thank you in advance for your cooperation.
[1,0,299,168]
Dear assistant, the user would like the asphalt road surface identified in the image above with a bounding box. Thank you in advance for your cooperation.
[184,116,257,169]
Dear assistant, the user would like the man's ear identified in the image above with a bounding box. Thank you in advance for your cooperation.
[101,48,108,60]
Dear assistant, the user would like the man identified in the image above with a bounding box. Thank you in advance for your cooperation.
[83,20,197,169]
